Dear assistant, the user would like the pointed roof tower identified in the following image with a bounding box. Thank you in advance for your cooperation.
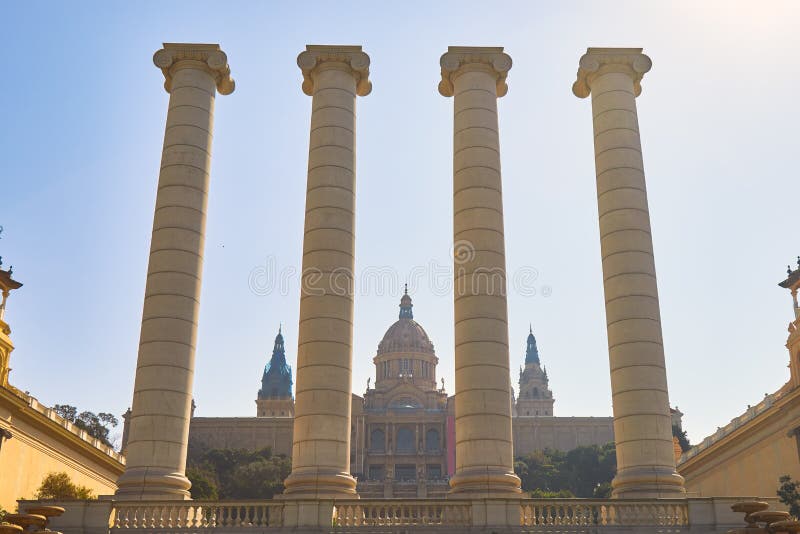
[525,324,540,365]
[258,326,293,399]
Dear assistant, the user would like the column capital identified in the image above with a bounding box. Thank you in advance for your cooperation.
[572,47,651,98]
[297,45,372,97]
[153,43,235,95]
[438,46,512,98]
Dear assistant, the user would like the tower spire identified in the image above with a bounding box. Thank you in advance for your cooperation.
[258,326,292,399]
[525,326,540,365]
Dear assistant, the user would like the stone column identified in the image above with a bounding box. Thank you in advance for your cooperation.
[439,46,521,496]
[282,45,371,498]
[115,43,234,500]
[572,47,685,498]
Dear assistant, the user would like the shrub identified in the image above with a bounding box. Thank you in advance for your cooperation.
[35,472,93,500]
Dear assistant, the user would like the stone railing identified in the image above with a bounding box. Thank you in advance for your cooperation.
[680,389,787,463]
[333,499,472,527]
[110,501,284,529]
[520,499,689,527]
[5,387,124,463]
[35,496,761,533]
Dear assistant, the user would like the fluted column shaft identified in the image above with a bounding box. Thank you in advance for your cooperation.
[439,47,521,496]
[283,45,371,498]
[116,43,234,500]
[573,47,685,498]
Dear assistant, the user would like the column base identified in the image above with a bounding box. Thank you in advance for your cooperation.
[448,468,522,498]
[611,466,686,499]
[114,466,191,500]
[281,469,358,499]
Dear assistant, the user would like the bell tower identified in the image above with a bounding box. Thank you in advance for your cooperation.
[779,257,800,388]
[0,260,23,388]
[516,326,555,417]
[256,326,294,417]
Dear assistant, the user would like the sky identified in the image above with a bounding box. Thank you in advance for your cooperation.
[1,1,798,449]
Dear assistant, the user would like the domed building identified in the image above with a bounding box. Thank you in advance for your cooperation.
[351,287,452,498]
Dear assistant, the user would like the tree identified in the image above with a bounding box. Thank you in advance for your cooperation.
[51,404,118,447]
[53,404,77,422]
[778,475,800,519]
[530,488,575,498]
[514,443,616,498]
[186,467,218,500]
[35,472,93,500]
[186,446,290,499]
[672,425,691,453]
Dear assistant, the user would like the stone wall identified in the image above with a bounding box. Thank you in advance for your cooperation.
[512,416,615,454]
[186,414,613,461]
[188,416,293,456]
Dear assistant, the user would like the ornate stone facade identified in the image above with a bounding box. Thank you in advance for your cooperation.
[352,289,451,497]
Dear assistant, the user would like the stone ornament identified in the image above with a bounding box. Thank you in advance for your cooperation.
[153,43,235,95]
[572,47,652,98]
[297,45,372,96]
[438,46,512,97]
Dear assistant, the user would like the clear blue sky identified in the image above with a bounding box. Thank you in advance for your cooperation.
[2,1,798,448]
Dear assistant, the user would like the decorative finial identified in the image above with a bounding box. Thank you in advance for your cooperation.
[529,323,532,335]
[404,283,408,295]
[279,322,282,335]
[789,265,793,276]
[7,266,12,275]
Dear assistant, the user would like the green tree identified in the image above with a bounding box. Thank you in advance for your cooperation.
[672,425,691,453]
[529,488,575,498]
[593,481,613,498]
[514,442,616,498]
[35,472,93,500]
[51,404,118,447]
[186,467,218,499]
[778,475,800,519]
[186,446,289,499]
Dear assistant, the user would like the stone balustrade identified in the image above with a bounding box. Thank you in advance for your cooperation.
[680,390,786,463]
[333,500,472,527]
[520,499,688,527]
[110,501,284,529]
[24,496,753,532]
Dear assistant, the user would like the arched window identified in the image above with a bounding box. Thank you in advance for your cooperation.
[370,428,385,452]
[425,428,440,452]
[533,387,539,399]
[396,427,414,453]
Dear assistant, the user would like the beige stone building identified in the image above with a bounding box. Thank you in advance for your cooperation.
[0,265,125,510]
[678,260,800,497]
[180,289,614,497]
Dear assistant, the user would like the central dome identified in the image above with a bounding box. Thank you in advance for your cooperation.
[377,290,435,355]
